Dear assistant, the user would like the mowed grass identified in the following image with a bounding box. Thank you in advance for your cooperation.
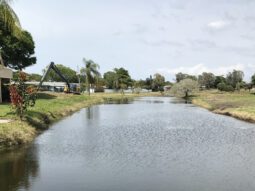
[192,90,255,122]
[0,91,154,147]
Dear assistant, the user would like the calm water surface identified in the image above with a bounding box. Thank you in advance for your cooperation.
[1,97,255,191]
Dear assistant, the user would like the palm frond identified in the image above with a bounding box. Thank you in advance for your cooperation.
[0,0,21,35]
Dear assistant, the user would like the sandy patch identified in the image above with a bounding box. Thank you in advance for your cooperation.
[0,119,11,124]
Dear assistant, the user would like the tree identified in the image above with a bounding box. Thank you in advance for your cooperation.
[0,1,36,69]
[226,70,244,89]
[0,30,36,69]
[170,79,199,98]
[198,72,215,89]
[82,58,100,96]
[44,64,78,83]
[13,71,42,82]
[152,73,165,92]
[145,75,153,90]
[252,74,255,86]
[175,72,197,82]
[217,82,234,92]
[28,73,42,82]
[244,83,253,92]
[214,75,226,88]
[104,71,116,89]
[175,72,187,83]
[113,67,132,90]
[0,0,21,35]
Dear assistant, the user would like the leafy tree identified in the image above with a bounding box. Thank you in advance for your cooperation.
[81,58,100,95]
[244,83,253,91]
[13,71,42,82]
[175,72,197,82]
[152,73,165,92]
[145,75,153,90]
[198,72,215,89]
[113,67,132,90]
[0,0,36,69]
[0,29,36,69]
[217,82,234,92]
[28,73,42,81]
[252,74,255,86]
[170,79,199,98]
[44,64,78,83]
[175,72,187,83]
[226,70,244,89]
[103,71,116,89]
[135,79,146,88]
[214,75,226,88]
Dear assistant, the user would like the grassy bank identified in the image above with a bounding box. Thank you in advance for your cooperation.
[192,90,255,123]
[0,92,158,147]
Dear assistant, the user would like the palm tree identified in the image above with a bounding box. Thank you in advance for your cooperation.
[0,0,21,66]
[0,0,21,34]
[82,58,100,96]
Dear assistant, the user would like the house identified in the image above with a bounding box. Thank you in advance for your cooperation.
[0,65,13,103]
[25,81,80,92]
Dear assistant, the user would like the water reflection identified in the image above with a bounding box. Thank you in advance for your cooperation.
[86,107,93,119]
[0,145,39,191]
[103,97,131,104]
[1,97,255,191]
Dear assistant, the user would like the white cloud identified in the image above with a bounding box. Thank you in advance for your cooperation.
[207,20,228,30]
[157,63,254,80]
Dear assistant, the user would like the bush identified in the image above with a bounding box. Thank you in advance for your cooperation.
[217,82,234,92]
[9,72,37,119]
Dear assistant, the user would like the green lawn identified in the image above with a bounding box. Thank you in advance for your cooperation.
[0,91,158,148]
[192,90,255,122]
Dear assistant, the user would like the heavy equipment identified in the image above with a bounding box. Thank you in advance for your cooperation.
[38,62,80,94]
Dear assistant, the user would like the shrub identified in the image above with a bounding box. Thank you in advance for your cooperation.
[9,72,37,119]
[217,82,234,92]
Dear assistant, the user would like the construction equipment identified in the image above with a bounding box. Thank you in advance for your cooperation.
[38,62,80,94]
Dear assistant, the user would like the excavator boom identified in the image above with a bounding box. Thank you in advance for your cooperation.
[38,62,70,92]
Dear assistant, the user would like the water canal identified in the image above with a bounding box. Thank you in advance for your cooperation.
[1,97,255,191]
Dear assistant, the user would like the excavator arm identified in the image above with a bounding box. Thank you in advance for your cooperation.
[38,62,70,92]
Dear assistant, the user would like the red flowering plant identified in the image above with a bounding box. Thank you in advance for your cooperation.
[9,71,37,119]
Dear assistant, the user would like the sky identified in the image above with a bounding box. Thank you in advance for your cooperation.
[12,0,255,81]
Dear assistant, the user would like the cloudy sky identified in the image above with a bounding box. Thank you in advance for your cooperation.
[12,0,255,81]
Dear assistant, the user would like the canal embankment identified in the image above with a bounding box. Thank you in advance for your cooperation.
[0,92,159,148]
[192,90,255,123]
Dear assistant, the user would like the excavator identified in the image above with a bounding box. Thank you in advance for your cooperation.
[38,62,80,94]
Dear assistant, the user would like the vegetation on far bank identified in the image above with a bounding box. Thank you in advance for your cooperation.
[192,90,255,123]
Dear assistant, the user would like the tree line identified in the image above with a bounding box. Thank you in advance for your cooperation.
[22,61,172,92]
[175,70,254,92]
[23,62,255,94]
